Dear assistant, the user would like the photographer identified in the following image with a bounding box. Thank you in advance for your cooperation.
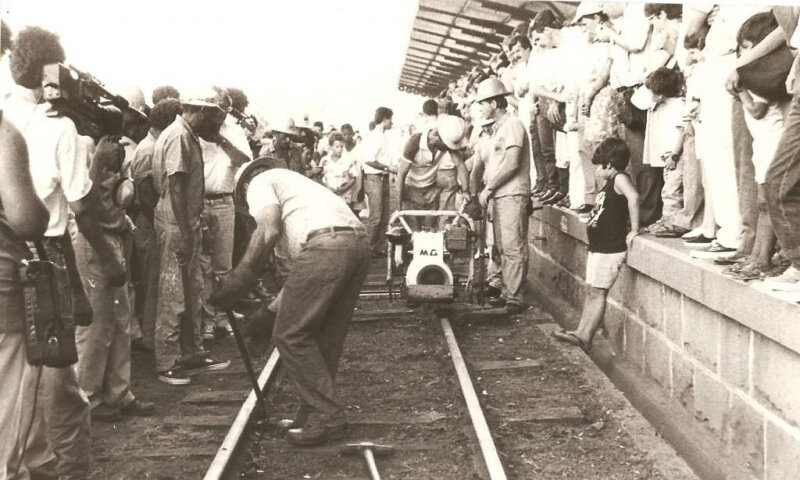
[0,107,50,480]
[151,87,231,385]
[2,25,118,478]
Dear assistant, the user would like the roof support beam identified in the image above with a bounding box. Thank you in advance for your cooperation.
[417,16,504,44]
[412,27,499,51]
[417,6,513,35]
[478,0,536,21]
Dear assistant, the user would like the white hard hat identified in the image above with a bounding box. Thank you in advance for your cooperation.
[572,2,604,25]
[436,114,469,150]
[473,77,511,104]
[180,86,224,109]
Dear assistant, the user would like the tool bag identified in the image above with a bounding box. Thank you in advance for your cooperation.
[19,239,82,367]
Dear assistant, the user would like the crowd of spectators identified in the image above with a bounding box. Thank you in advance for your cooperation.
[431,2,800,292]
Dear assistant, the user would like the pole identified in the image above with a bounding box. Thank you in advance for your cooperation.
[225,310,270,418]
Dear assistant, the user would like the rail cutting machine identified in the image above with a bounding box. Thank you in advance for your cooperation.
[385,209,481,302]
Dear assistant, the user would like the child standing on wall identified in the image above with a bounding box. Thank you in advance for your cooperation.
[553,137,640,352]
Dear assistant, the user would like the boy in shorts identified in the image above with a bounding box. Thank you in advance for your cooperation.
[554,137,640,352]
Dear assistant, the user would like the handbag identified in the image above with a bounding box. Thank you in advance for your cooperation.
[737,46,795,102]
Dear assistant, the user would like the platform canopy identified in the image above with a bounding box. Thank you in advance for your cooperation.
[398,0,578,97]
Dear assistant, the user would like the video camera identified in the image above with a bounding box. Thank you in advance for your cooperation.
[42,63,141,139]
[229,108,258,135]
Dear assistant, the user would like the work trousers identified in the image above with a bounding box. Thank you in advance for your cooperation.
[154,213,204,372]
[530,111,558,191]
[0,333,30,480]
[565,131,586,208]
[765,93,800,267]
[132,213,158,349]
[699,54,741,249]
[627,126,663,226]
[364,174,390,253]
[274,232,370,427]
[74,231,135,409]
[402,183,439,231]
[733,99,757,256]
[200,196,235,328]
[18,365,91,480]
[673,133,705,232]
[660,165,683,227]
[577,136,599,206]
[491,195,529,306]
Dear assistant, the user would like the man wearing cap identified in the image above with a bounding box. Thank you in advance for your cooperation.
[198,86,253,340]
[210,167,370,446]
[473,77,532,315]
[397,115,470,231]
[271,117,304,173]
[151,87,231,384]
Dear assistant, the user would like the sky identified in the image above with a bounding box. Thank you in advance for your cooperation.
[2,0,426,131]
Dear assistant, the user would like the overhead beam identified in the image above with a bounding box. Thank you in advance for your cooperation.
[412,27,500,51]
[418,6,513,35]
[409,37,487,60]
[417,16,504,44]
[478,0,537,21]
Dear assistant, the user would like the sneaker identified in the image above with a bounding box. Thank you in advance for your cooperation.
[683,235,715,249]
[182,355,231,375]
[714,253,746,266]
[158,368,191,385]
[764,266,800,292]
[682,228,708,239]
[556,196,570,208]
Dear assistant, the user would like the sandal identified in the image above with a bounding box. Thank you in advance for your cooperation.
[552,329,590,353]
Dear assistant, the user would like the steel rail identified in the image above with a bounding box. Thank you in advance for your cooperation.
[441,318,508,480]
[203,348,281,480]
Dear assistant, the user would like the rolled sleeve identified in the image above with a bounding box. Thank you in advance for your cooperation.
[501,119,525,150]
[164,134,192,177]
[246,174,279,217]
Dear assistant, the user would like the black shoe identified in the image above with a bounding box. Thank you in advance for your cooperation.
[181,355,231,375]
[683,235,714,249]
[505,303,527,315]
[485,285,502,299]
[531,186,546,197]
[286,423,348,446]
[556,196,570,208]
[571,204,593,214]
[91,404,123,422]
[120,399,155,417]
[539,190,558,203]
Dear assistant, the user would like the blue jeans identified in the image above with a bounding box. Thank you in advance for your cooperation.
[274,232,370,427]
[364,174,389,253]
[765,93,800,267]
[200,196,235,327]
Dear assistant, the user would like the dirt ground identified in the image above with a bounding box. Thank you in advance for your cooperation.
[241,300,676,479]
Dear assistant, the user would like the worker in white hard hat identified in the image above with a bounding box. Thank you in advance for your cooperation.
[396,114,471,231]
[151,86,231,385]
[472,76,531,315]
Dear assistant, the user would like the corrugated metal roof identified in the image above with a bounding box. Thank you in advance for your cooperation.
[398,0,578,97]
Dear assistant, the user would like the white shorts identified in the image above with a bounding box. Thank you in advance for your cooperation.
[586,251,627,289]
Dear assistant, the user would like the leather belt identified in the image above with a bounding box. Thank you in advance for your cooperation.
[205,192,232,200]
[306,226,362,242]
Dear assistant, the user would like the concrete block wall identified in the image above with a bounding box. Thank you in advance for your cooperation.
[529,209,800,479]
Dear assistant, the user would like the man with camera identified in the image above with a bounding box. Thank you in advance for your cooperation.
[2,25,120,479]
[198,87,252,339]
[151,87,232,385]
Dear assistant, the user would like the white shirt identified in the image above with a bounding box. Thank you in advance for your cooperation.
[201,116,253,194]
[246,169,361,259]
[321,151,359,201]
[360,127,392,174]
[691,4,769,57]
[643,96,684,167]
[2,94,92,237]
